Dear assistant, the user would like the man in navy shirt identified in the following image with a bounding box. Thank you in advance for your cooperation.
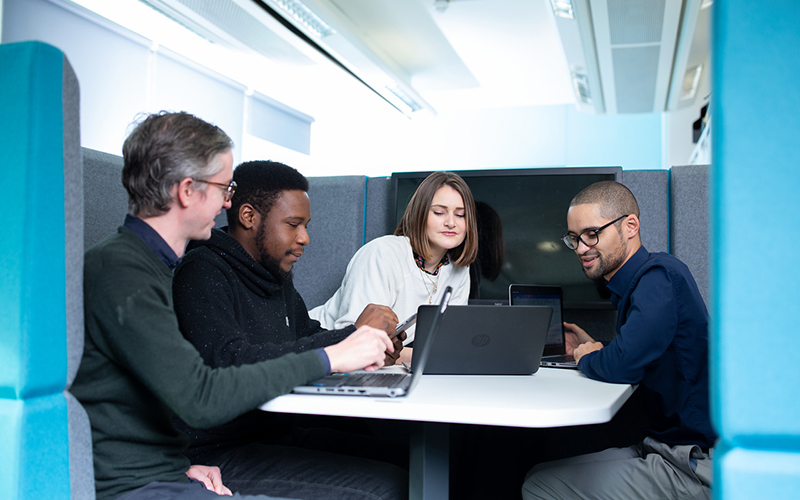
[522,181,716,500]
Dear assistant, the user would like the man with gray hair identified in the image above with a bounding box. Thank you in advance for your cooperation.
[71,111,394,500]
[522,181,716,499]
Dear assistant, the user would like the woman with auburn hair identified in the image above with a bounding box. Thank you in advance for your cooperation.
[309,171,478,363]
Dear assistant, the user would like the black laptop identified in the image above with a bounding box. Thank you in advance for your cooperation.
[509,284,578,369]
[413,304,551,375]
[292,287,453,397]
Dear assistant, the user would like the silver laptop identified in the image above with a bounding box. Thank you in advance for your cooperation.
[292,286,453,398]
[413,305,551,375]
[509,284,578,369]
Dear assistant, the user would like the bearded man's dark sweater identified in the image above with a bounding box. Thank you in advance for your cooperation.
[71,226,326,500]
[171,227,355,453]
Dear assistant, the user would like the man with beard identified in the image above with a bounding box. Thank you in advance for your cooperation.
[521,181,716,500]
[171,160,406,500]
[74,113,395,500]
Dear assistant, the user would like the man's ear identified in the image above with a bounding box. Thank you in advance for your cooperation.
[239,203,259,230]
[175,178,196,209]
[624,214,640,241]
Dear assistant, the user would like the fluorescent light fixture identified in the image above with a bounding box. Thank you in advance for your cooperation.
[550,0,575,19]
[386,85,423,113]
[700,0,714,9]
[570,72,592,104]
[680,64,703,101]
[273,0,335,37]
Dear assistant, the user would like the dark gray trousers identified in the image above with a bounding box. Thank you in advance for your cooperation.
[522,437,712,500]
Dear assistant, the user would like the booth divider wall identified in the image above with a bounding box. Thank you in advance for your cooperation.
[711,1,800,497]
[0,41,94,500]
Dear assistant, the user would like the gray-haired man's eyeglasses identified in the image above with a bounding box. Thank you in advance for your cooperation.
[196,179,237,202]
[561,214,629,250]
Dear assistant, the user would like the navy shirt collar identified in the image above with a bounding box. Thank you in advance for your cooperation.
[605,245,649,301]
[123,214,181,269]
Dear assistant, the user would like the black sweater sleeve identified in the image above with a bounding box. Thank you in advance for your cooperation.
[173,250,352,368]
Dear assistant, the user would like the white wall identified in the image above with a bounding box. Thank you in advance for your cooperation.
[665,69,712,167]
[2,0,702,177]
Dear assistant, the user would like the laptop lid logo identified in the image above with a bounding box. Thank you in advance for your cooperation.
[471,334,491,347]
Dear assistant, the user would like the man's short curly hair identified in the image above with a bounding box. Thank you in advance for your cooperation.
[227,160,309,227]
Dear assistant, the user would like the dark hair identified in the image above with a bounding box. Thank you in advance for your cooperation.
[394,171,478,267]
[569,181,640,219]
[227,160,309,227]
[475,201,505,281]
[121,111,233,217]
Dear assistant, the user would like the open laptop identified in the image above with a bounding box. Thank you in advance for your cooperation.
[509,284,578,369]
[292,287,453,398]
[413,305,551,375]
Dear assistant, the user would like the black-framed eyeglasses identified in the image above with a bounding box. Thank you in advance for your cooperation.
[561,214,629,250]
[196,179,237,202]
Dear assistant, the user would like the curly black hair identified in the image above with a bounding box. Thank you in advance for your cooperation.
[227,160,308,228]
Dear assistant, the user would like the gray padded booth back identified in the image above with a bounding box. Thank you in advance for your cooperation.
[621,170,669,253]
[83,148,128,249]
[64,62,96,500]
[670,165,710,306]
[292,176,368,309]
[365,176,395,242]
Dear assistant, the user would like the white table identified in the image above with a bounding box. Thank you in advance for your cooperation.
[261,368,635,499]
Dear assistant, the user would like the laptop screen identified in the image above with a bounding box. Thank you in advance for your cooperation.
[510,285,565,356]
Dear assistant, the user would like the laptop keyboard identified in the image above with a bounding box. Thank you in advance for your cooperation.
[339,372,409,388]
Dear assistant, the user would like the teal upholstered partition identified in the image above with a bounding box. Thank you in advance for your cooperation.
[0,41,90,499]
[712,1,800,498]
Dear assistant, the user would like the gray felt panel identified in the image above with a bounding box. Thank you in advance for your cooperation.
[66,391,96,500]
[621,170,669,253]
[82,148,128,249]
[65,59,96,500]
[670,164,710,306]
[365,176,394,242]
[293,176,367,309]
[63,58,83,389]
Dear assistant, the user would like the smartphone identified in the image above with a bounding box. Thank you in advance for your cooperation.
[391,313,417,339]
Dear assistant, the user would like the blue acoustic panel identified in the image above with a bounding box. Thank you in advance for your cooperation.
[293,176,367,309]
[711,0,800,448]
[716,446,800,499]
[0,40,74,500]
[0,395,70,499]
[0,41,68,398]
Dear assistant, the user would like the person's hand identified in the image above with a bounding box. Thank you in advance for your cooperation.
[563,322,595,356]
[384,330,406,366]
[573,341,604,363]
[397,346,413,367]
[185,465,232,496]
[325,325,393,373]
[355,304,399,336]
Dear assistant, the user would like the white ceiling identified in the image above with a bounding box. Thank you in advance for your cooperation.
[255,0,710,116]
[271,0,577,113]
[108,0,710,117]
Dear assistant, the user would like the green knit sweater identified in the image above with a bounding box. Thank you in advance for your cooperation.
[71,227,325,500]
